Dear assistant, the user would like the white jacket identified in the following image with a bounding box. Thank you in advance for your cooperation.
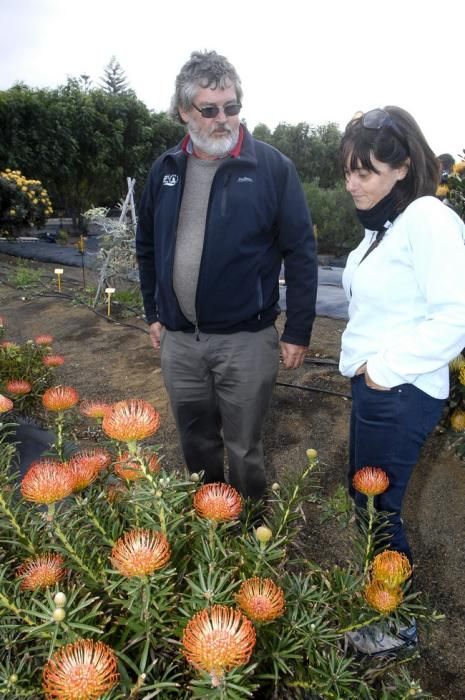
[339,196,465,398]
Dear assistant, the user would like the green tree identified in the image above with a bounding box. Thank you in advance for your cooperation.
[100,56,130,95]
[254,120,342,188]
[271,122,313,180]
[303,181,362,256]
[308,122,343,188]
[252,122,272,143]
[0,81,184,225]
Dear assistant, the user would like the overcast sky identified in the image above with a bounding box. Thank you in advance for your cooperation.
[1,0,464,160]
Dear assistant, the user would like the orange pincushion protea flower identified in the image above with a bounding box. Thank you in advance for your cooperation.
[5,379,32,395]
[17,553,66,591]
[110,528,171,577]
[102,399,160,443]
[193,483,242,522]
[42,639,119,700]
[67,456,100,492]
[43,386,79,412]
[0,393,13,413]
[353,467,389,496]
[21,461,75,504]
[364,580,403,614]
[27,457,62,471]
[182,605,256,677]
[43,355,65,367]
[79,400,112,419]
[114,451,160,481]
[370,550,412,589]
[235,577,285,622]
[34,334,54,345]
[68,449,111,474]
[0,340,19,350]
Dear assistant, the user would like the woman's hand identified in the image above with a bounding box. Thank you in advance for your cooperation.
[355,363,390,391]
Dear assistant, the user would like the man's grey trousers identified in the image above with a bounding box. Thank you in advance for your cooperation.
[160,326,279,499]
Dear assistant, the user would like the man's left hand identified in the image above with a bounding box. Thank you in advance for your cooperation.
[280,342,307,369]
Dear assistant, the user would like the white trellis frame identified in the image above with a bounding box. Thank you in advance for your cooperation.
[88,177,138,307]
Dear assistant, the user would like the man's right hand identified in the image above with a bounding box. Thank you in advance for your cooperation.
[149,322,164,350]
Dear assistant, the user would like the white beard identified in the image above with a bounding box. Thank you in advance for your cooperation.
[188,123,240,157]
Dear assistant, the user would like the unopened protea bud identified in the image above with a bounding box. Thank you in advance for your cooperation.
[271,482,280,492]
[52,607,66,622]
[306,448,318,460]
[53,591,67,608]
[255,526,272,544]
[9,674,18,685]
[190,472,200,482]
[451,409,465,432]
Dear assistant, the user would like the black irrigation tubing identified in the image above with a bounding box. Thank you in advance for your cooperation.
[275,381,351,400]
[304,357,338,366]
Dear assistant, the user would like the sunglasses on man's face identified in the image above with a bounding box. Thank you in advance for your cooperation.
[192,102,242,119]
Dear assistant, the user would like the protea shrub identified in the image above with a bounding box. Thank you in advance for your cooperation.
[0,391,441,699]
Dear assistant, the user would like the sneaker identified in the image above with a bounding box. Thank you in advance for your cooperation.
[345,620,418,657]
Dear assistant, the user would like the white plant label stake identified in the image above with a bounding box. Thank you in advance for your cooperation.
[105,287,115,317]
[54,268,63,292]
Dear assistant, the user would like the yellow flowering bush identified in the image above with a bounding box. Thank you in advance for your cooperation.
[0,169,53,236]
[448,154,465,220]
[445,152,465,458]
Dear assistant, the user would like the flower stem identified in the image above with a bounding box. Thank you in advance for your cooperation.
[338,613,382,634]
[81,500,114,546]
[363,496,375,576]
[158,504,166,534]
[48,622,59,659]
[53,521,101,585]
[55,412,64,461]
[0,592,34,626]
[275,463,315,539]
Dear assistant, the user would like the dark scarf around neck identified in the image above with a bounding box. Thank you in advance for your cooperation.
[355,187,400,231]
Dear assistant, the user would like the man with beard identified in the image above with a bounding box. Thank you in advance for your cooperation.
[136,50,317,503]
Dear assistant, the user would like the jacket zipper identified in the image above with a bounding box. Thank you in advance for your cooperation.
[256,277,263,320]
[221,174,231,216]
[194,166,232,335]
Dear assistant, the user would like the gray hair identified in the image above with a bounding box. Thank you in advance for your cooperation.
[169,50,243,123]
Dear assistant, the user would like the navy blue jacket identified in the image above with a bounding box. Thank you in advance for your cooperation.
[136,127,317,346]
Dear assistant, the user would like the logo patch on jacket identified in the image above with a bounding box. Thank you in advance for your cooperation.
[237,176,253,183]
[163,174,179,187]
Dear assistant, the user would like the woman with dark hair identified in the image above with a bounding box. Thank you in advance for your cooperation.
[340,106,465,655]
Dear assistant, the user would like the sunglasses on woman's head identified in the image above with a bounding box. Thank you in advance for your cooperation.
[192,102,242,118]
[354,108,409,152]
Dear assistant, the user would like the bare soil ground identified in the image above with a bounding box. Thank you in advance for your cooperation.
[1,252,464,698]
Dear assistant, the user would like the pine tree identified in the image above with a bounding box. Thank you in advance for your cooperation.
[100,56,129,94]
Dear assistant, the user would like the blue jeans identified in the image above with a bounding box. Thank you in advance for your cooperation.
[349,374,445,563]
